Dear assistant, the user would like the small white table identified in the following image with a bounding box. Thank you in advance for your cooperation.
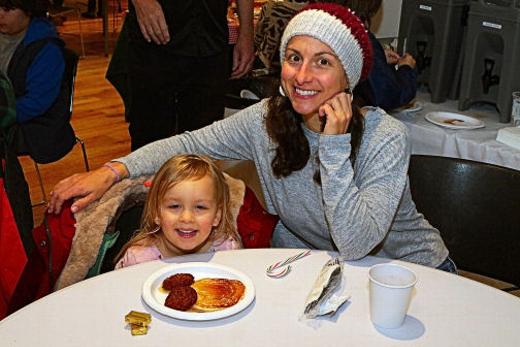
[393,93,520,171]
[1,249,519,346]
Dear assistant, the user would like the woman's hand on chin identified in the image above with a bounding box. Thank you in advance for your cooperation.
[318,91,352,135]
[48,165,124,214]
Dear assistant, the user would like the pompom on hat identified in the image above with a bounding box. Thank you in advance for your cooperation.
[279,3,373,88]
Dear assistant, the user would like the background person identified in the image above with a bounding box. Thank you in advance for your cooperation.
[0,0,64,124]
[115,154,241,269]
[114,0,255,150]
[0,70,15,128]
[50,4,452,272]
[0,0,76,163]
[348,0,417,111]
[81,0,103,19]
[253,0,307,72]
[253,0,348,72]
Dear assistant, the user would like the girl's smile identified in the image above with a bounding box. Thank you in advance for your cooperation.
[175,228,198,239]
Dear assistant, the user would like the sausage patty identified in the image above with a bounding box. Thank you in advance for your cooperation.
[164,286,198,311]
[162,273,195,291]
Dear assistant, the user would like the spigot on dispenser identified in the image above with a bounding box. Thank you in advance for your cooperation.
[416,41,432,74]
[481,58,500,94]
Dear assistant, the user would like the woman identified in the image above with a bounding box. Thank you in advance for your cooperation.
[50,4,452,271]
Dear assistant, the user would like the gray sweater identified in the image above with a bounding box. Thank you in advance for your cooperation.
[118,100,448,267]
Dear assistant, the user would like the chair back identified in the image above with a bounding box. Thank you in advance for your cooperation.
[63,48,79,118]
[408,155,520,287]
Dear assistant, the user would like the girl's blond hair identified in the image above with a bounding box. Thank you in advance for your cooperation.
[116,154,237,261]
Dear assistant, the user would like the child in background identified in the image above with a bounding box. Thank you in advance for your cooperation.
[115,154,241,268]
[349,0,418,111]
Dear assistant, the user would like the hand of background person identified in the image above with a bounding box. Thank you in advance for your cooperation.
[318,91,353,135]
[230,34,255,79]
[132,0,169,45]
[398,53,416,69]
[230,0,255,79]
[48,164,126,214]
[384,48,401,65]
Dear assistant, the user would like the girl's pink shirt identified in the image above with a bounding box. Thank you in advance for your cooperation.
[115,237,241,269]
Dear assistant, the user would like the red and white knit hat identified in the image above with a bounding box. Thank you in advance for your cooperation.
[279,3,373,88]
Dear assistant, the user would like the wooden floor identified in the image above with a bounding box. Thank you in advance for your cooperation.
[22,3,131,224]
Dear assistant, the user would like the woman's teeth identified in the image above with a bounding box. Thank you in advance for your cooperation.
[295,88,318,96]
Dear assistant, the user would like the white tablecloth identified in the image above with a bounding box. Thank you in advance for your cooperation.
[392,92,520,171]
[1,249,520,346]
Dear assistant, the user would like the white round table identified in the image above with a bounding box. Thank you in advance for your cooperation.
[1,249,519,346]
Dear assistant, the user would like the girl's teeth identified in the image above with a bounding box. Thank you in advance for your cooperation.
[177,229,197,238]
[296,88,318,96]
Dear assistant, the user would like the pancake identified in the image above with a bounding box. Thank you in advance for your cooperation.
[191,278,245,312]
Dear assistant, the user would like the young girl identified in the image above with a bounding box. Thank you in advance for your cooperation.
[115,154,241,268]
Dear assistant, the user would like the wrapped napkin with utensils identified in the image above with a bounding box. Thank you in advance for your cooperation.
[301,258,351,319]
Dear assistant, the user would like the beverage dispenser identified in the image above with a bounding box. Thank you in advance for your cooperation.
[397,0,469,103]
[458,0,520,123]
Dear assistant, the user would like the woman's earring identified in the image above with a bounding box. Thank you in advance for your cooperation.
[279,85,286,97]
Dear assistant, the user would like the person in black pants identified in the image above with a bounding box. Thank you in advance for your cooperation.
[113,0,254,151]
[82,0,103,18]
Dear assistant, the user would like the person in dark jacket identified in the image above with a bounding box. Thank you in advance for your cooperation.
[347,0,417,111]
[0,0,65,124]
[0,70,15,128]
[1,0,76,165]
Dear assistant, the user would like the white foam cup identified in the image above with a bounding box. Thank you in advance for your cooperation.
[368,263,417,329]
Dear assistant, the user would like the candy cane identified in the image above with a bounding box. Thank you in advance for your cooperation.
[266,250,311,278]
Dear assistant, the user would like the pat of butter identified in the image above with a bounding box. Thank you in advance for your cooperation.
[125,310,151,325]
[125,311,151,336]
[496,127,520,150]
[130,323,148,336]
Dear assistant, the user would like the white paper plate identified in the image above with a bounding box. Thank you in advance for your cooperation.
[142,262,255,321]
[392,101,423,114]
[425,111,485,129]
[402,101,423,113]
